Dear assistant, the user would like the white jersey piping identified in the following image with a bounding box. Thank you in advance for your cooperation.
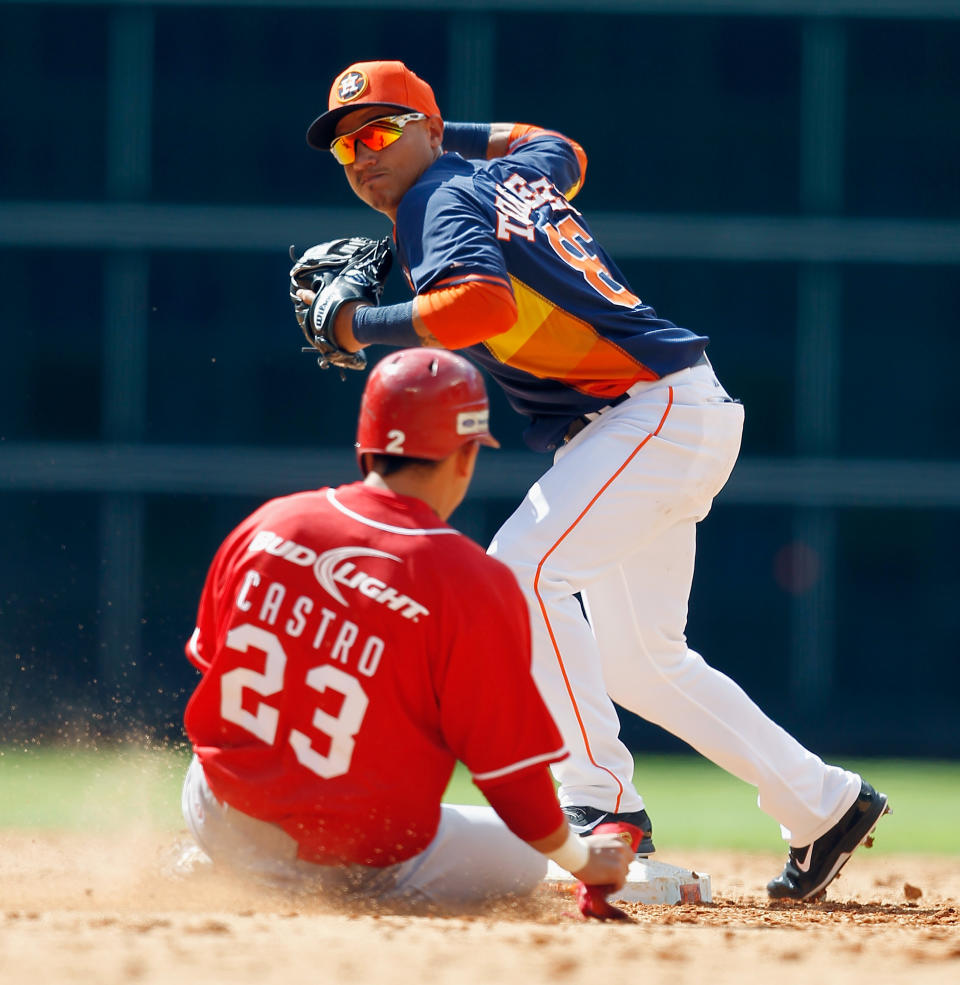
[187,627,210,670]
[326,487,461,537]
[471,746,569,783]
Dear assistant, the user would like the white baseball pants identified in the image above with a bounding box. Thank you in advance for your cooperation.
[489,360,861,848]
[181,756,546,904]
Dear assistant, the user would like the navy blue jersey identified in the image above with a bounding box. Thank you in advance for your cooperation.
[395,133,708,451]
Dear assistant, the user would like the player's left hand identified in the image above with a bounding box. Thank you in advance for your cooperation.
[288,236,392,374]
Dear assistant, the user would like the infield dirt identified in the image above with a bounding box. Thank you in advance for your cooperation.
[1,832,957,985]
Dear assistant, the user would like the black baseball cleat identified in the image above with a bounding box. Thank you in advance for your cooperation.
[767,780,890,902]
[562,805,655,856]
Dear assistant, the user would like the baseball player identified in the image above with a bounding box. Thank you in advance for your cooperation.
[290,60,890,902]
[180,348,633,908]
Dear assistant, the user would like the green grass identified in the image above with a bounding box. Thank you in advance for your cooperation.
[0,741,193,832]
[443,754,960,856]
[2,744,956,854]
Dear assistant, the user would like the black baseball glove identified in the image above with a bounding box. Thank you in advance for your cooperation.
[288,236,393,374]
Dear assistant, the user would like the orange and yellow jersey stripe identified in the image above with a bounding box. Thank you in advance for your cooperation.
[414,275,656,399]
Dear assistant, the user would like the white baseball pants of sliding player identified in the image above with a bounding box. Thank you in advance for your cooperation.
[489,359,862,848]
[181,756,547,904]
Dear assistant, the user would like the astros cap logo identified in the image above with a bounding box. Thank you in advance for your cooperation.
[336,70,368,103]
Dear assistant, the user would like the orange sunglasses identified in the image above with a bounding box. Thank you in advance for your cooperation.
[329,113,427,165]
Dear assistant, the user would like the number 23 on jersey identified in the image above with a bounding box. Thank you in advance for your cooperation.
[219,624,370,780]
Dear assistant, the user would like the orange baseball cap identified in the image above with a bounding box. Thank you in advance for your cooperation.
[306,60,442,150]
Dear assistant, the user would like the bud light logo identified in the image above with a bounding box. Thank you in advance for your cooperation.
[246,531,429,621]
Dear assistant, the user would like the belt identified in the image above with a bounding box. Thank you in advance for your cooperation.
[563,389,635,444]
[562,352,710,444]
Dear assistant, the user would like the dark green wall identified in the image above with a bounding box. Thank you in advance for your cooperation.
[2,4,958,754]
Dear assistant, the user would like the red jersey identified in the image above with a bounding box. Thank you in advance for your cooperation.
[184,481,567,866]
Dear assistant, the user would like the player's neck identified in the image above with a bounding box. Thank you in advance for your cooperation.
[363,469,450,521]
[363,447,474,521]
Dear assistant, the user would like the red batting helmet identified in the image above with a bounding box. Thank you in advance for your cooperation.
[356,348,499,472]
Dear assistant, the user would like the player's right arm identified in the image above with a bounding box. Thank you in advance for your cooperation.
[482,122,523,158]
[480,768,632,886]
[435,554,629,884]
[529,819,633,888]
[443,122,587,198]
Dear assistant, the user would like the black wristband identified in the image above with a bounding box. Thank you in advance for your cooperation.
[353,301,421,347]
[442,122,492,160]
